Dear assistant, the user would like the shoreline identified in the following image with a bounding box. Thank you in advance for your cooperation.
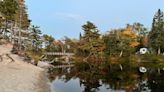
[0,44,51,92]
[37,70,51,92]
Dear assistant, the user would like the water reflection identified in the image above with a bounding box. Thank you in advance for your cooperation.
[147,70,164,92]
[48,63,164,92]
[51,77,84,92]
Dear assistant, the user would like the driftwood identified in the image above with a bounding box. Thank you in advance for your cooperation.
[6,54,15,62]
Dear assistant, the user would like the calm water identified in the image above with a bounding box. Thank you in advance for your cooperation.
[50,76,125,92]
[48,63,164,92]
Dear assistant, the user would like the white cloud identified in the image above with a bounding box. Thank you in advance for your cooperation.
[54,12,86,21]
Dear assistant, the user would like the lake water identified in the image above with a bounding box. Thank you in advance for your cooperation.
[51,76,125,92]
[48,63,164,92]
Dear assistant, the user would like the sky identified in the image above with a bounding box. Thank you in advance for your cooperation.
[25,0,164,40]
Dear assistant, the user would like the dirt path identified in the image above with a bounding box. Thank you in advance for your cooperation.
[0,44,50,92]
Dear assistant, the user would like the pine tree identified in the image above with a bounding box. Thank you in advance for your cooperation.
[30,25,42,51]
[149,9,164,54]
[14,0,30,29]
[78,21,104,61]
[0,0,19,39]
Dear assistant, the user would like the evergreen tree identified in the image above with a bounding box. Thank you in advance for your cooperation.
[78,21,104,62]
[30,25,42,51]
[14,0,30,29]
[0,0,18,37]
[133,22,148,41]
[0,0,18,21]
[149,9,164,54]
[43,34,55,52]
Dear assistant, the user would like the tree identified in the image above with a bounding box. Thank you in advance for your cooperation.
[149,9,164,54]
[0,0,19,39]
[103,25,138,57]
[103,29,129,57]
[14,0,30,30]
[78,21,105,62]
[0,0,18,28]
[64,36,78,53]
[132,22,148,47]
[43,34,55,52]
[30,25,42,51]
[0,13,4,32]
[0,0,18,21]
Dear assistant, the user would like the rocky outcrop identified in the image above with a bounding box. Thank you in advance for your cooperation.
[0,44,50,92]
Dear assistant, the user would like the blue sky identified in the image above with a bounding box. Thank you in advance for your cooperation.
[25,0,164,39]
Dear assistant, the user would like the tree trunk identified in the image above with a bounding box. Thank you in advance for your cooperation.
[158,47,161,55]
[119,50,123,57]
[119,64,123,71]
[3,19,8,39]
[158,68,160,74]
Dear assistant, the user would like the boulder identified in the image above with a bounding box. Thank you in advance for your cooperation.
[37,61,51,69]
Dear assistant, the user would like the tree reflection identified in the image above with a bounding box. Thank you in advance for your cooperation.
[48,63,164,92]
[148,70,164,92]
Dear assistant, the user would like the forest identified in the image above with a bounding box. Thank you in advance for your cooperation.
[0,0,164,67]
[1,1,164,91]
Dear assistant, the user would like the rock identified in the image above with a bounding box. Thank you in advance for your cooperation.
[37,61,51,69]
[0,44,50,92]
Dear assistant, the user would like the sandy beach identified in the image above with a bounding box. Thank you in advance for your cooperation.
[0,44,50,92]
